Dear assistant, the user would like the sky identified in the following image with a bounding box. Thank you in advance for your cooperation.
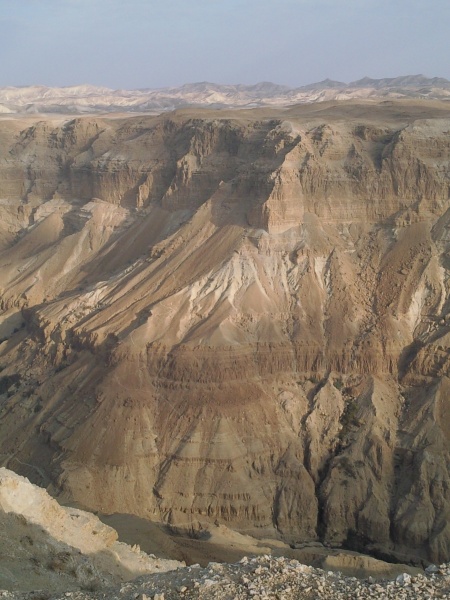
[0,0,449,89]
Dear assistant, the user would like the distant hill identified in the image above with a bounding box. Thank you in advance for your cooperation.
[0,75,449,114]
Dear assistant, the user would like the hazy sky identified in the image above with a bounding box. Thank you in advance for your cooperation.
[1,0,449,89]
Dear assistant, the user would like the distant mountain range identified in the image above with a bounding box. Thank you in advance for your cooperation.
[0,75,449,114]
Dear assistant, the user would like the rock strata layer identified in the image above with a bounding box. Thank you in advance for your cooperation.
[0,100,450,563]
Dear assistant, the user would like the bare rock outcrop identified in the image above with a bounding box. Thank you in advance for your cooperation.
[0,468,182,592]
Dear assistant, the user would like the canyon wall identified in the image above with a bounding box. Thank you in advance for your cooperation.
[0,100,450,563]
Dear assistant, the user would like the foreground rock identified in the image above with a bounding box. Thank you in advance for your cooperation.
[0,469,182,592]
[1,100,450,562]
[2,556,450,599]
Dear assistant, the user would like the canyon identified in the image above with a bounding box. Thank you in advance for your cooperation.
[0,98,450,567]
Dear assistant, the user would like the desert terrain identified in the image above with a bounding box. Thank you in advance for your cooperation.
[0,98,450,570]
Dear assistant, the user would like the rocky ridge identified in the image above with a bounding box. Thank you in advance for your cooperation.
[0,469,182,592]
[0,100,450,564]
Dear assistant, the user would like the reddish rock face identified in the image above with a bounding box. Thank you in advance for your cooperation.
[0,100,450,563]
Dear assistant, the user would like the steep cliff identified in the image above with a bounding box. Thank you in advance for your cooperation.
[0,100,450,563]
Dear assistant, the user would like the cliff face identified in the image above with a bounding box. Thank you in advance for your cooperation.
[1,100,450,563]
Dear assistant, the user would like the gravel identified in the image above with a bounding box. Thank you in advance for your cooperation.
[2,555,450,600]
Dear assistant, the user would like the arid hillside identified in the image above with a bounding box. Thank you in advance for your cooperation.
[0,99,450,564]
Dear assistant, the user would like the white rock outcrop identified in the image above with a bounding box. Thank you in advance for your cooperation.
[0,468,182,592]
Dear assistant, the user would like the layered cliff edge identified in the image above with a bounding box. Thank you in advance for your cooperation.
[0,100,450,563]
